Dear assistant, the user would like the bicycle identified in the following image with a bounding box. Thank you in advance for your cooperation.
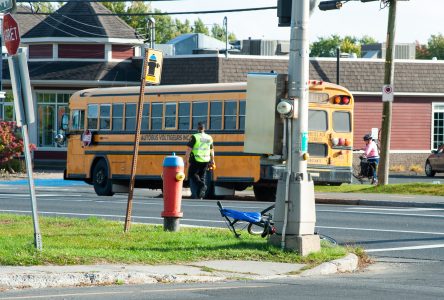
[352,155,378,185]
[216,201,337,245]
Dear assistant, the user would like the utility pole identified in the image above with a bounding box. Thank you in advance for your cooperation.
[271,0,320,255]
[377,0,397,185]
[223,16,228,58]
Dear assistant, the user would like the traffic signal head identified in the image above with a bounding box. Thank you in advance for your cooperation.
[319,1,343,11]
[277,0,292,27]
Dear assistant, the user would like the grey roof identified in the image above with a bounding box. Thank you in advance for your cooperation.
[22,2,141,40]
[3,60,142,83]
[13,6,42,36]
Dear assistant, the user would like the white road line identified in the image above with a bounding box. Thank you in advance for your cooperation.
[0,194,83,198]
[318,209,444,219]
[317,225,444,236]
[349,207,444,212]
[0,209,225,224]
[367,244,444,253]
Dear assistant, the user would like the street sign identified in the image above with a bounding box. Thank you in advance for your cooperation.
[0,0,15,13]
[382,84,394,102]
[145,49,163,85]
[3,13,20,56]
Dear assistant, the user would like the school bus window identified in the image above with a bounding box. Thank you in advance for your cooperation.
[308,109,327,131]
[178,102,190,130]
[125,103,137,131]
[333,111,351,133]
[99,104,111,130]
[239,101,246,130]
[112,103,123,131]
[87,104,98,129]
[71,110,85,130]
[308,143,328,157]
[164,103,177,129]
[141,103,150,130]
[210,101,222,130]
[151,102,163,130]
[224,101,237,130]
[192,101,208,129]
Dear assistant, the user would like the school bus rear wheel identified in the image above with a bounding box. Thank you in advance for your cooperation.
[92,159,114,196]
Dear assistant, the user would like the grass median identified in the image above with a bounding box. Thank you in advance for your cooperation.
[315,183,444,196]
[0,214,347,267]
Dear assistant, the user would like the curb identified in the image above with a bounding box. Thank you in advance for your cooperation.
[315,198,444,209]
[300,253,359,277]
[0,255,359,291]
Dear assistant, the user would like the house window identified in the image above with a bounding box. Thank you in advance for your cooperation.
[36,92,72,148]
[433,103,444,149]
[29,44,53,59]
[59,44,105,59]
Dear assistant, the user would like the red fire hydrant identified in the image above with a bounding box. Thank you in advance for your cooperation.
[161,153,185,231]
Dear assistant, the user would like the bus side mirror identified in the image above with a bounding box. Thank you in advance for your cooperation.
[61,114,69,131]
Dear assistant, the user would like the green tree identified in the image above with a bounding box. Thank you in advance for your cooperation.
[193,18,209,35]
[210,23,236,42]
[175,19,192,36]
[310,35,378,57]
[310,35,341,57]
[427,34,444,59]
[153,10,177,43]
[416,41,431,59]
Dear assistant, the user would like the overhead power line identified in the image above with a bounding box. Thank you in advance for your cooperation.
[16,6,277,16]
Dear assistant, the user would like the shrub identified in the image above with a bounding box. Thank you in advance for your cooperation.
[0,121,36,172]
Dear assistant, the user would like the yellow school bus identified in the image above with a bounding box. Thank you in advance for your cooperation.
[62,81,353,201]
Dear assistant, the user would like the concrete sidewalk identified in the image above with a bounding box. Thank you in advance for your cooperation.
[0,254,358,291]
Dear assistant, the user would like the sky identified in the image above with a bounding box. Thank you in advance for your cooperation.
[151,0,442,44]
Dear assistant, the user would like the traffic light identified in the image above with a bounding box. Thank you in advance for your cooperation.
[318,1,342,11]
[277,0,291,27]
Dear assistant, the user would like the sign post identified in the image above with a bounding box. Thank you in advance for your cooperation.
[124,48,163,232]
[4,13,42,250]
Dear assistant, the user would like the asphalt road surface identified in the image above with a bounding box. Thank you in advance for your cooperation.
[1,183,444,299]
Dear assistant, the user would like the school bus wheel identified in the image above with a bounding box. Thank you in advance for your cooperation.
[92,159,114,196]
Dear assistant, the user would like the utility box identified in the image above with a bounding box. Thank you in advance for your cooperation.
[244,73,287,155]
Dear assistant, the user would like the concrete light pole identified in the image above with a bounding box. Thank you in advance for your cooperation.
[270,0,320,255]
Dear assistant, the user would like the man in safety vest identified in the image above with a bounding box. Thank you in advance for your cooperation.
[185,122,215,199]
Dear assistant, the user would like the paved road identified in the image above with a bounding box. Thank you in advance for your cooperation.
[2,184,444,299]
[1,184,444,259]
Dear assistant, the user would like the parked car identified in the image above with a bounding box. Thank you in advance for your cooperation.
[425,144,444,177]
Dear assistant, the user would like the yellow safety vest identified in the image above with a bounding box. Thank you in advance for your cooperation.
[192,133,213,162]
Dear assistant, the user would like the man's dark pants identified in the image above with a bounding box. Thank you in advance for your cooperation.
[188,161,209,198]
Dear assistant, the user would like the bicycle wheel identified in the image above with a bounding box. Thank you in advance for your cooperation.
[319,234,337,246]
[247,223,265,235]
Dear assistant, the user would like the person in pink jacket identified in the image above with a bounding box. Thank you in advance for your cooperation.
[362,134,380,184]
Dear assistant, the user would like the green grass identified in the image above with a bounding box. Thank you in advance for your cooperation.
[0,214,346,266]
[315,183,444,196]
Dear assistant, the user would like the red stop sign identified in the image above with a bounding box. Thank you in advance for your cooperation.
[3,13,20,56]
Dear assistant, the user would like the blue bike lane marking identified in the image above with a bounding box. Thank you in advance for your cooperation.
[0,179,87,187]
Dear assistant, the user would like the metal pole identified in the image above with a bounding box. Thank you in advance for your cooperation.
[148,18,155,49]
[124,47,149,232]
[336,47,340,85]
[377,0,397,185]
[223,16,228,58]
[271,0,319,255]
[22,123,42,250]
